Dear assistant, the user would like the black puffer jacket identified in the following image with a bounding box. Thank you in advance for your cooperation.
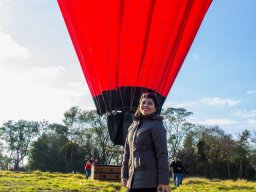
[121,115,169,189]
[169,160,188,174]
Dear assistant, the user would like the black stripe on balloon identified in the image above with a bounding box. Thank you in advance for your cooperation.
[92,86,166,115]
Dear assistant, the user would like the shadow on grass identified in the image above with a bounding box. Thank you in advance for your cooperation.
[186,180,208,185]
[219,185,255,190]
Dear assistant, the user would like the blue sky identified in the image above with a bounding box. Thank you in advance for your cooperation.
[0,0,255,135]
[167,0,256,134]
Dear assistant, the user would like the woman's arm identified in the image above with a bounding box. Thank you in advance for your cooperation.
[121,135,130,181]
[180,163,189,174]
[151,122,169,185]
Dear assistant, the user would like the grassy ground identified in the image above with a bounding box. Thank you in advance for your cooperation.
[0,171,256,191]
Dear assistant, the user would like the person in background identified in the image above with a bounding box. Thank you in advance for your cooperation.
[84,159,92,179]
[121,92,170,192]
[169,156,188,187]
[94,159,99,165]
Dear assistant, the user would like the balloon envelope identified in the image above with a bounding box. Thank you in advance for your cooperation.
[58,0,212,145]
[57,0,212,115]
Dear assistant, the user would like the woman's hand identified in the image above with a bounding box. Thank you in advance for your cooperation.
[121,178,128,187]
[157,184,170,192]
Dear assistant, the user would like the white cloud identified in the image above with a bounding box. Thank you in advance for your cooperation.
[67,81,89,92]
[172,102,197,108]
[198,118,238,126]
[200,97,241,107]
[0,30,30,61]
[0,0,9,6]
[0,0,98,126]
[246,90,256,95]
[0,65,94,124]
[247,119,256,125]
[233,110,256,119]
[192,53,200,60]
[164,97,241,109]
[24,66,67,85]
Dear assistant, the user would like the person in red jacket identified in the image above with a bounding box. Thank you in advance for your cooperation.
[84,159,92,179]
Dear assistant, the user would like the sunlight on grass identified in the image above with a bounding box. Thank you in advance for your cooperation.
[0,171,256,191]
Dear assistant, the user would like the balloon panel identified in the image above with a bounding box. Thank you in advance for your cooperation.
[58,0,212,114]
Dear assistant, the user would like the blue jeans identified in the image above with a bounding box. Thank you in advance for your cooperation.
[85,169,91,179]
[173,173,183,187]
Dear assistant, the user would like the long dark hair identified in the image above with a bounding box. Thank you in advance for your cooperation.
[134,92,160,118]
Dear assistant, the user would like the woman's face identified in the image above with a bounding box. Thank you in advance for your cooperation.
[139,98,156,116]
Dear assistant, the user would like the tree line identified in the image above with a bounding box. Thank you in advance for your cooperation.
[0,107,256,180]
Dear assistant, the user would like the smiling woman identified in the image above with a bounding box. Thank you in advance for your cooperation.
[136,93,159,117]
[139,97,157,116]
[121,92,170,192]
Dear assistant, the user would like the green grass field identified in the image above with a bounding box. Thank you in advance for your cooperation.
[0,171,256,192]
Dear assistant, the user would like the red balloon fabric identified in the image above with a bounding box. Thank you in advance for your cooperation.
[58,0,212,115]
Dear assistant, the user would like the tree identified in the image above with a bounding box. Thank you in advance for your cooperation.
[78,110,122,164]
[29,125,85,173]
[192,126,252,179]
[63,106,80,127]
[250,132,256,179]
[197,126,232,178]
[62,107,122,165]
[197,139,207,177]
[162,108,194,157]
[0,141,10,170]
[249,150,256,179]
[221,134,236,179]
[178,131,197,175]
[62,106,83,144]
[0,120,40,170]
[234,130,251,178]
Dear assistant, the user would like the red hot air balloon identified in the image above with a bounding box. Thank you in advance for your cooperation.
[57,0,212,145]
